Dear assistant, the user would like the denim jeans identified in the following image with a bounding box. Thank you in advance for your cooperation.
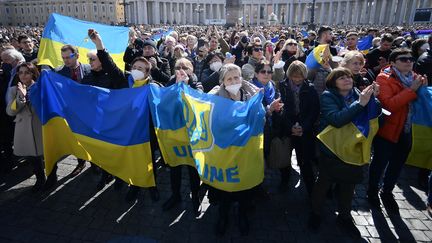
[368,132,412,194]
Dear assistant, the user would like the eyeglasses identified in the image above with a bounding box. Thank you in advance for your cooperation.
[253,47,263,52]
[88,57,97,62]
[175,66,189,71]
[287,43,297,46]
[259,70,273,75]
[396,56,415,63]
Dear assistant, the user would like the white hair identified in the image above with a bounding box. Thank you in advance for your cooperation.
[1,48,25,64]
[87,49,97,57]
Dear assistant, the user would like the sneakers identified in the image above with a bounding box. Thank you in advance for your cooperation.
[162,194,181,211]
[307,212,321,231]
[380,192,399,215]
[367,190,381,209]
[336,215,361,238]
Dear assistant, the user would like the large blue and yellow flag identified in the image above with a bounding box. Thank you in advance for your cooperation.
[149,83,266,192]
[357,35,373,54]
[305,44,330,69]
[38,13,128,70]
[317,99,381,166]
[406,87,432,169]
[30,70,154,187]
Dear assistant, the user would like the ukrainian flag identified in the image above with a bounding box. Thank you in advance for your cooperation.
[305,44,329,69]
[149,83,266,192]
[317,99,381,166]
[406,87,432,169]
[30,70,154,187]
[38,13,128,70]
[357,35,373,54]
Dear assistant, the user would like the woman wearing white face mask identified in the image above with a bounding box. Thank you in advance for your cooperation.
[208,63,260,236]
[201,52,225,93]
[125,57,163,203]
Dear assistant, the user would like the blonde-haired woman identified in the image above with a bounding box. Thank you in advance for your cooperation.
[341,51,371,91]
[281,39,306,72]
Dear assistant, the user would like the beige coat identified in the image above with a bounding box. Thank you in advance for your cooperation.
[6,85,43,157]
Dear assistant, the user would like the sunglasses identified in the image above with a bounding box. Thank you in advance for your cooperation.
[396,56,415,63]
[287,43,297,46]
[253,47,263,52]
[259,70,273,75]
[175,66,189,71]
[88,57,97,62]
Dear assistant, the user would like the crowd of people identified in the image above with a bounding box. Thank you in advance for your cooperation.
[1,22,432,238]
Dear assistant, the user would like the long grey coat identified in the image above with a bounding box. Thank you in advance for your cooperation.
[6,85,43,157]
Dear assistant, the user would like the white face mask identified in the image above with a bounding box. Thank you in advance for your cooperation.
[131,69,145,81]
[210,62,223,72]
[225,83,242,95]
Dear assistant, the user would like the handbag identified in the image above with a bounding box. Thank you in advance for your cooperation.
[267,136,292,169]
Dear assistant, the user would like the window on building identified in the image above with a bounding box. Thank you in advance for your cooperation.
[68,6,71,12]
[93,5,97,12]
[76,6,78,12]
[21,8,23,14]
[6,8,9,14]
[83,6,86,12]
[41,7,43,13]
[110,6,113,13]
[34,8,36,13]
[27,8,30,14]
[61,6,64,12]
[102,6,105,12]
[15,8,17,14]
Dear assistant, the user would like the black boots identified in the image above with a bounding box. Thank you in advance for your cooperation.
[31,157,46,192]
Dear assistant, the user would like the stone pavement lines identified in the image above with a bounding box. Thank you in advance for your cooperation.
[0,156,431,242]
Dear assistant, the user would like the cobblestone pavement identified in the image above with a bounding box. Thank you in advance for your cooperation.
[0,154,431,243]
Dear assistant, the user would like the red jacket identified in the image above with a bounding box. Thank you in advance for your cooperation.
[376,66,417,143]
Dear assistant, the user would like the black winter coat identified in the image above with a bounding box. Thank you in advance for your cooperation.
[273,79,320,138]
[81,49,128,89]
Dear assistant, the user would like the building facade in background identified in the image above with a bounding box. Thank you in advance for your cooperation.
[0,0,431,26]
[0,0,124,26]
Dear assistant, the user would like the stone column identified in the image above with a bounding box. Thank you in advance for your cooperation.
[353,0,360,25]
[209,4,213,20]
[328,1,334,24]
[394,0,404,24]
[408,0,419,24]
[162,2,166,24]
[345,1,351,25]
[144,1,149,24]
[336,1,342,25]
[388,0,397,25]
[287,2,291,25]
[168,2,173,24]
[398,0,408,24]
[250,4,254,24]
[319,2,325,24]
[217,4,222,20]
[202,3,207,24]
[154,1,160,24]
[379,0,387,25]
[361,0,368,24]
